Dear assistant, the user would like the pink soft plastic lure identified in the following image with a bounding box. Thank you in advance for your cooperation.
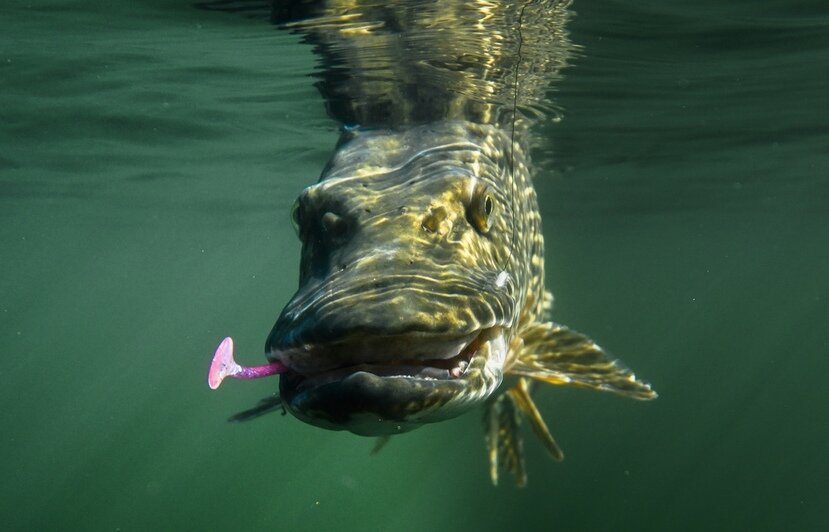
[207,336,287,390]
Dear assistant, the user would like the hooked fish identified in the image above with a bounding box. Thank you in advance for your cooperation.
[205,0,656,486]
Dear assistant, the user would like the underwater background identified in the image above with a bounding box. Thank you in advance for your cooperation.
[2,0,827,530]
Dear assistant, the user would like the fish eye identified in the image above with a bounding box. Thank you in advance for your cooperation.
[468,183,495,234]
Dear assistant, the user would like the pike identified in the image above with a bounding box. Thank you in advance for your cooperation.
[205,0,656,485]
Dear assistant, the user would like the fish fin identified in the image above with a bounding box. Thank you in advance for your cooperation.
[370,435,391,456]
[484,394,527,487]
[511,322,657,400]
[507,378,564,462]
[227,394,285,422]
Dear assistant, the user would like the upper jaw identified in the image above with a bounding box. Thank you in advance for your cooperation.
[265,270,515,370]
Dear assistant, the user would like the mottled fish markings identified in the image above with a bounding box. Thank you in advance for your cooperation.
[206,0,656,486]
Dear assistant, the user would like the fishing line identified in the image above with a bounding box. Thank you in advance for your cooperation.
[498,2,527,281]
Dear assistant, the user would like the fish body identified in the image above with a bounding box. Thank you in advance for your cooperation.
[267,118,655,484]
[208,0,657,485]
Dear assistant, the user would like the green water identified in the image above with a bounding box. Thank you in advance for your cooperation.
[2,1,827,530]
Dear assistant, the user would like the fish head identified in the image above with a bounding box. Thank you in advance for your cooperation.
[267,126,526,435]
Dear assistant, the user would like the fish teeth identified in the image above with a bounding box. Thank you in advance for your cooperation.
[450,360,469,378]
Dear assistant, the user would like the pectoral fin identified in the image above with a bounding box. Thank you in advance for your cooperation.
[227,394,284,422]
[370,435,391,455]
[484,394,527,487]
[507,378,564,462]
[511,322,657,400]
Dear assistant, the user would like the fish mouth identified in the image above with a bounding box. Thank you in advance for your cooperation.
[275,327,505,435]
[284,332,482,392]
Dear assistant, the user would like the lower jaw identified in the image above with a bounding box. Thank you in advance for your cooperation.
[280,370,476,435]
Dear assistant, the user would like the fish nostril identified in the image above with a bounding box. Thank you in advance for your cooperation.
[321,211,347,238]
[421,206,449,234]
